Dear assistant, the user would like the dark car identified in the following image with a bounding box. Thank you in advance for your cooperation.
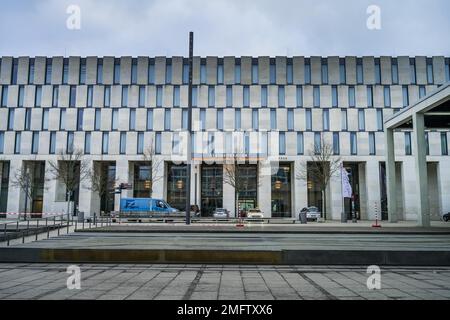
[443,213,450,222]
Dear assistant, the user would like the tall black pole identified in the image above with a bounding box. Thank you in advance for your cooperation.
[185,32,194,225]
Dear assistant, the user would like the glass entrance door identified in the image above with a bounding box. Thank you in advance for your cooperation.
[201,164,223,217]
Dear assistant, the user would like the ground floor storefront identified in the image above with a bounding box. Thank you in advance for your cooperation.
[0,156,449,222]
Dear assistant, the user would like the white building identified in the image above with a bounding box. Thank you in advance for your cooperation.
[0,56,449,222]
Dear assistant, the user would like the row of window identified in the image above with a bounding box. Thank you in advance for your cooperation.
[3,107,386,133]
[2,131,448,157]
[0,84,431,109]
[2,57,449,86]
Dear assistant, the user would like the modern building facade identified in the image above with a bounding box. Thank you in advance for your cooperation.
[0,56,449,221]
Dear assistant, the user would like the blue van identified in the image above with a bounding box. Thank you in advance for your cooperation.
[120,198,179,214]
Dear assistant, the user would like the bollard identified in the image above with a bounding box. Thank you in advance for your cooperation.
[82,219,84,230]
[46,218,49,239]
[3,223,7,245]
[16,221,19,232]
[35,219,39,241]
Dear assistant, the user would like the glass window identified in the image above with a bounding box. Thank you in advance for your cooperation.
[122,86,128,107]
[156,86,163,107]
[84,132,91,154]
[67,131,74,153]
[14,132,21,154]
[165,62,172,84]
[356,60,363,84]
[30,134,42,157]
[270,63,276,84]
[42,109,49,130]
[341,109,348,131]
[384,86,391,107]
[441,132,448,156]
[155,132,161,154]
[35,86,42,107]
[402,86,409,107]
[297,132,304,155]
[426,59,433,84]
[270,109,277,130]
[350,132,357,155]
[446,59,450,82]
[358,109,365,131]
[173,86,180,107]
[49,131,56,154]
[69,86,76,108]
[377,109,383,131]
[374,59,381,84]
[104,86,111,107]
[29,59,35,84]
[405,132,412,155]
[261,86,268,108]
[79,59,86,85]
[367,86,373,107]
[323,109,329,131]
[200,63,206,84]
[369,132,376,155]
[120,132,126,154]
[95,109,101,130]
[410,59,416,84]
[24,109,31,130]
[199,109,206,131]
[425,132,429,155]
[252,109,258,130]
[164,109,171,130]
[243,86,250,107]
[208,86,215,107]
[287,109,294,131]
[137,132,144,154]
[45,59,52,85]
[252,63,258,84]
[113,60,120,84]
[235,109,241,130]
[286,62,293,84]
[62,59,69,84]
[77,109,83,131]
[11,59,18,85]
[192,86,198,107]
[313,86,320,107]
[314,132,321,154]
[339,59,346,84]
[18,86,24,107]
[97,59,103,84]
[129,109,136,130]
[59,108,66,130]
[304,61,311,84]
[279,132,286,155]
[7,109,14,130]
[148,61,155,84]
[329,132,338,155]
[139,86,146,107]
[321,61,328,84]
[112,109,118,130]
[217,109,223,130]
[102,132,109,154]
[182,109,188,130]
[348,86,355,107]
[306,108,312,131]
[217,63,224,84]
[131,61,137,84]
[147,109,153,130]
[226,86,233,107]
[332,86,338,108]
[52,86,59,107]
[182,63,189,84]
[87,85,93,107]
[1,86,8,107]
[419,86,426,99]
[392,59,399,84]
[296,86,303,107]
[278,86,285,107]
[234,63,241,84]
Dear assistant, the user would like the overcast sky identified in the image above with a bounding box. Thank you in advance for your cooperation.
[0,0,449,57]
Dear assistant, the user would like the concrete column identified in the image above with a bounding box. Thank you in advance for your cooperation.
[412,113,430,227]
[258,160,271,218]
[222,165,236,217]
[385,127,397,222]
[6,159,23,213]
[293,160,308,219]
[78,160,93,218]
[152,158,165,199]
[114,158,129,212]
[43,160,57,214]
[329,173,343,221]
[437,160,450,216]
[365,160,381,221]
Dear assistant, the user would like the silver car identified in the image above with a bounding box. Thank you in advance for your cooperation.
[213,208,230,219]
[300,206,321,221]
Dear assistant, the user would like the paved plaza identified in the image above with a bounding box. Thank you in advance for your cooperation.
[0,264,449,300]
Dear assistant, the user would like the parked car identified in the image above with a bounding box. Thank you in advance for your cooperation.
[443,212,450,222]
[247,208,264,218]
[299,207,321,221]
[213,208,229,219]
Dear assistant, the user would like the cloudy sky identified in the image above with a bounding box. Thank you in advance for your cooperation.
[0,0,449,57]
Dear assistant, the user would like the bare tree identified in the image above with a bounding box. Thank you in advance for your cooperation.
[48,149,90,221]
[223,159,261,218]
[10,159,48,219]
[296,135,341,220]
[86,162,118,217]
[140,142,164,198]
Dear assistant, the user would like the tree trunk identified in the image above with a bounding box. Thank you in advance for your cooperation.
[322,189,327,220]
[236,192,239,218]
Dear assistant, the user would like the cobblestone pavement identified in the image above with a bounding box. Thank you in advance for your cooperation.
[1,264,450,300]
